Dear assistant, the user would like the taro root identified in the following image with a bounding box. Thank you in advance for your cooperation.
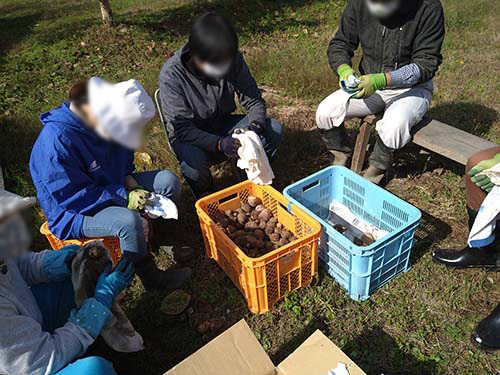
[244,235,257,247]
[241,202,251,213]
[268,217,278,227]
[265,242,274,251]
[265,226,275,236]
[218,217,230,227]
[224,209,234,217]
[255,239,265,249]
[254,229,265,240]
[278,238,289,247]
[247,195,261,207]
[258,208,272,223]
[282,230,293,240]
[276,223,283,231]
[226,225,237,234]
[236,208,245,216]
[334,224,347,234]
[237,213,247,225]
[250,210,260,221]
[259,221,267,229]
[245,221,259,230]
[255,204,265,213]
[269,233,280,242]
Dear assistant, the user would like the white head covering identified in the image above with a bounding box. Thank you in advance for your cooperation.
[88,77,155,150]
[0,189,36,259]
[0,189,36,222]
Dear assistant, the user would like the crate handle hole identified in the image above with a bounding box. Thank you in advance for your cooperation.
[302,180,319,192]
[218,192,239,205]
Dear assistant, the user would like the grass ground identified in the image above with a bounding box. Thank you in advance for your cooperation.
[1,0,499,374]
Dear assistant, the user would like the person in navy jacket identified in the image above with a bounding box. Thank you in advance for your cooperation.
[30,77,192,291]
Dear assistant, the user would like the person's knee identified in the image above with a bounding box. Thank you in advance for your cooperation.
[376,118,411,150]
[114,209,142,238]
[154,170,181,204]
[180,161,213,193]
[316,95,341,129]
[265,118,284,147]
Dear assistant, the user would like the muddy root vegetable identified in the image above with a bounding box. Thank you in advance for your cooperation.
[241,202,251,213]
[254,229,265,240]
[247,195,261,207]
[245,221,259,230]
[258,208,272,222]
[250,210,259,221]
[268,217,278,227]
[265,242,274,251]
[259,221,267,229]
[269,233,280,242]
[237,213,247,225]
[255,204,265,213]
[265,226,274,236]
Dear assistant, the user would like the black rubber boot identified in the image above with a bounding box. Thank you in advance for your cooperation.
[364,136,394,184]
[135,255,192,292]
[472,303,500,351]
[432,207,500,269]
[319,124,353,167]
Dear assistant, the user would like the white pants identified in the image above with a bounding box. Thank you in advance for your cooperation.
[316,82,433,149]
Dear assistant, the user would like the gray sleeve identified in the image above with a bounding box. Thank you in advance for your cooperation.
[14,251,49,286]
[233,53,267,126]
[159,71,221,152]
[388,63,421,88]
[0,298,94,375]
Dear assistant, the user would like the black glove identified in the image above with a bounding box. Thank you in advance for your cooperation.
[218,136,241,158]
[248,121,266,135]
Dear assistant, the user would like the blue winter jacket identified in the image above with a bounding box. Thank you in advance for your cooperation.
[30,102,135,240]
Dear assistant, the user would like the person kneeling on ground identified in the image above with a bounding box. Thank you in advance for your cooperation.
[29,78,192,292]
[433,146,500,350]
[159,11,284,198]
[316,0,445,184]
[0,188,133,375]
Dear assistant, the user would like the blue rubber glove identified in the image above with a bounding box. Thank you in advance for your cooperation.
[94,258,135,308]
[218,136,241,158]
[42,245,79,282]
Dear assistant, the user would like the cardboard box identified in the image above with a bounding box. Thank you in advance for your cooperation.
[165,320,367,375]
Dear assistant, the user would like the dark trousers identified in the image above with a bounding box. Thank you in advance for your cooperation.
[172,115,283,196]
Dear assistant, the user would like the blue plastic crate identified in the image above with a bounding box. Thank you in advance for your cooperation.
[284,166,421,300]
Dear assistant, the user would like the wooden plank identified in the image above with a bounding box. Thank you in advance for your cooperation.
[413,119,496,165]
[351,120,372,173]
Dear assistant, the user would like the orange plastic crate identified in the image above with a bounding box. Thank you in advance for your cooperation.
[40,221,122,264]
[196,181,321,314]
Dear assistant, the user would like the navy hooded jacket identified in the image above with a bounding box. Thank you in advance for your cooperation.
[30,102,135,240]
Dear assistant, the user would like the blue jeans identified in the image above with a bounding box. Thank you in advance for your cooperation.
[172,115,283,196]
[81,170,181,262]
[31,280,116,375]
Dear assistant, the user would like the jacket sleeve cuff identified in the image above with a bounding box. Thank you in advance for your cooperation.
[41,245,79,282]
[106,184,129,206]
[68,298,112,339]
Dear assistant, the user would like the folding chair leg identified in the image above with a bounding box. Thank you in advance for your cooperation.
[351,120,372,174]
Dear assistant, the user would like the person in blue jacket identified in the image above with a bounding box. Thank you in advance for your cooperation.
[30,77,192,291]
[0,187,133,375]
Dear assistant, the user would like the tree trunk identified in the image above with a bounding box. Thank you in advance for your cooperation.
[99,0,113,26]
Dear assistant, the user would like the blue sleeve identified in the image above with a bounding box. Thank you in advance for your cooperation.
[33,135,128,235]
[388,63,421,88]
[68,298,112,338]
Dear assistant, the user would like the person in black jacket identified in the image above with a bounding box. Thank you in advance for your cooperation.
[316,0,445,183]
[159,12,283,197]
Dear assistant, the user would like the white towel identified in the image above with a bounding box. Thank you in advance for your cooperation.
[316,89,358,130]
[468,163,500,247]
[233,129,275,185]
[144,193,178,220]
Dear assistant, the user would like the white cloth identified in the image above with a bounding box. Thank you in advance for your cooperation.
[329,362,350,375]
[88,77,155,150]
[316,81,433,149]
[144,193,178,220]
[233,130,275,185]
[468,164,500,247]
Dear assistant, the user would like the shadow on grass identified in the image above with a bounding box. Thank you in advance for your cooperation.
[411,209,451,264]
[122,0,329,41]
[343,326,438,375]
[0,12,42,56]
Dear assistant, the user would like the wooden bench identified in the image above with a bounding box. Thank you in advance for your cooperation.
[350,115,497,173]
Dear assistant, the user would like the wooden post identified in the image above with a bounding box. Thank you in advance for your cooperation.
[351,115,377,174]
[99,0,113,26]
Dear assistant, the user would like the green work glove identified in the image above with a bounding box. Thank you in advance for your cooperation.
[127,188,149,211]
[467,153,500,192]
[354,73,387,99]
[337,64,357,85]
